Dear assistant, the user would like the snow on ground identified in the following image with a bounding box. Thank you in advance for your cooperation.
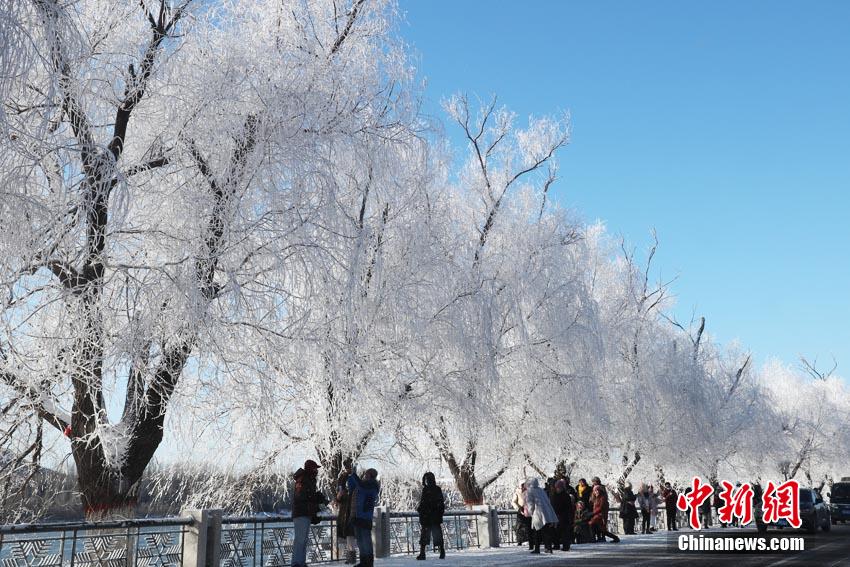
[377,531,668,566]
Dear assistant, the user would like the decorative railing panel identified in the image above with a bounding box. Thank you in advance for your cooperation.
[495,510,517,544]
[0,518,190,567]
[441,513,479,550]
[219,515,336,567]
[386,511,480,556]
[387,514,421,555]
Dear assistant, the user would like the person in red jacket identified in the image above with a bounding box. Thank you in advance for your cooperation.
[588,484,620,543]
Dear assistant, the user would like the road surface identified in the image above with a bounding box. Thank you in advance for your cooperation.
[377,523,850,566]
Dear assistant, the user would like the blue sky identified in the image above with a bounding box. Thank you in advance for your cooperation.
[400,0,850,378]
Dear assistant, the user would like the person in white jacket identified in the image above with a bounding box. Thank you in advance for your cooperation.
[636,483,659,534]
[511,483,532,549]
[524,478,559,554]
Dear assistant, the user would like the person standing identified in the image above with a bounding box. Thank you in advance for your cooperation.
[699,490,713,529]
[525,478,559,554]
[589,484,620,543]
[511,482,532,549]
[648,484,660,532]
[292,459,328,567]
[416,472,446,560]
[713,484,725,528]
[637,484,652,534]
[347,466,380,567]
[619,482,639,535]
[334,465,357,564]
[549,480,574,551]
[662,482,678,531]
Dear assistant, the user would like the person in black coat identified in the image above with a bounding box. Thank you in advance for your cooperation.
[416,472,446,560]
[619,482,639,535]
[662,482,678,531]
[548,480,574,551]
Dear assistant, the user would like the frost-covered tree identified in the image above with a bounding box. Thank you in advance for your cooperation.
[0,0,405,518]
[759,359,850,483]
[410,96,571,504]
[268,133,442,484]
[3,0,849,522]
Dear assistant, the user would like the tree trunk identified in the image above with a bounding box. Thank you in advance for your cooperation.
[74,449,140,520]
[617,452,641,489]
[453,467,485,506]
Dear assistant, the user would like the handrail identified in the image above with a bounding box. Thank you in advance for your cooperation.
[1,508,490,535]
[221,513,336,524]
[496,506,624,514]
[0,516,194,534]
[388,510,486,519]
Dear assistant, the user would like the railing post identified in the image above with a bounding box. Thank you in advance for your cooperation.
[471,505,496,548]
[609,508,621,534]
[181,508,222,567]
[373,506,390,558]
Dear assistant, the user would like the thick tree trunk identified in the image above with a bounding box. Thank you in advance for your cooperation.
[454,468,485,506]
[72,444,141,519]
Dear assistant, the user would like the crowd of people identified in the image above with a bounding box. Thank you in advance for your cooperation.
[510,476,698,553]
[291,457,746,565]
[290,459,448,567]
[291,459,381,567]
[512,475,622,554]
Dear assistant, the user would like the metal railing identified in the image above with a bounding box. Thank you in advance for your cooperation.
[387,510,481,555]
[0,505,713,567]
[0,517,192,567]
[219,513,337,566]
[495,510,518,545]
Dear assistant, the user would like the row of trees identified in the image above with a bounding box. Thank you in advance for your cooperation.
[1,0,848,520]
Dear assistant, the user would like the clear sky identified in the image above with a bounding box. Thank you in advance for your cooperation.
[400,0,850,378]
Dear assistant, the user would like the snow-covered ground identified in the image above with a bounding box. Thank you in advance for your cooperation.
[377,532,667,566]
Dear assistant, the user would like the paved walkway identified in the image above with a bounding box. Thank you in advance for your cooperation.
[377,532,665,566]
[375,525,850,566]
